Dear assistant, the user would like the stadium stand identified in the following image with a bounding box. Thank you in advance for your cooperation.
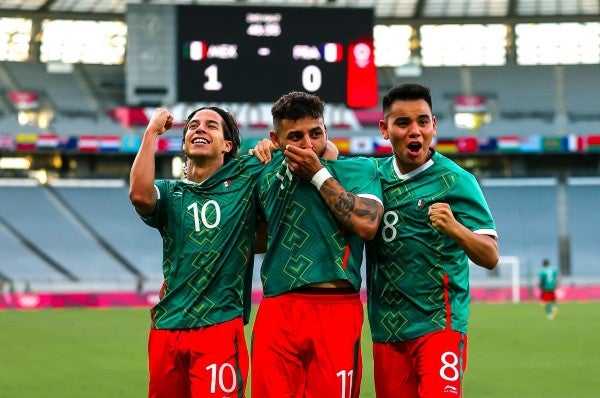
[2,55,599,139]
[2,61,95,116]
[52,182,163,282]
[566,178,600,277]
[480,179,560,277]
[0,218,70,283]
[0,181,139,284]
[1,176,597,292]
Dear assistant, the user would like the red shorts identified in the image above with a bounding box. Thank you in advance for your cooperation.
[373,330,468,398]
[541,290,556,302]
[251,290,363,398]
[148,317,248,398]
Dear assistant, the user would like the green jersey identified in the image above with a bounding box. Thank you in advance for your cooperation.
[257,152,382,297]
[539,267,559,291]
[366,151,497,342]
[140,156,264,329]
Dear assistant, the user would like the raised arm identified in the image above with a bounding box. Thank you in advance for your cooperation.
[283,144,383,241]
[129,108,174,216]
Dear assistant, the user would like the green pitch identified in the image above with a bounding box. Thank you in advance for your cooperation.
[1,302,599,397]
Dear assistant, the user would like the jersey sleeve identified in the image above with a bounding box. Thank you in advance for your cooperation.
[448,171,497,237]
[328,156,383,203]
[139,179,169,229]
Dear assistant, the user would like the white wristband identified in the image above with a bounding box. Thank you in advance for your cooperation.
[310,168,332,191]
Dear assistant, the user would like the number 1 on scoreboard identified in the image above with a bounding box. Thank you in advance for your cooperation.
[203,64,223,91]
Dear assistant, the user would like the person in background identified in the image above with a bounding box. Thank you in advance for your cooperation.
[251,91,384,398]
[538,258,560,320]
[129,106,264,398]
[366,83,499,398]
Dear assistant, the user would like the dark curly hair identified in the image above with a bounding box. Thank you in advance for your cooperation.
[271,91,325,130]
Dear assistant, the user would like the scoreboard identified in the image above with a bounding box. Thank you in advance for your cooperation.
[176,5,377,108]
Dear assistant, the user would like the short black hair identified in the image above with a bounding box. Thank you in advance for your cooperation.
[382,84,433,120]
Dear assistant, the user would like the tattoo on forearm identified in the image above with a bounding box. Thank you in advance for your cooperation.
[320,178,382,231]
[355,199,383,226]
[321,179,354,225]
[333,192,355,225]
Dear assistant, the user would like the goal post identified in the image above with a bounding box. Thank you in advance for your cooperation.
[501,256,521,304]
[470,255,522,304]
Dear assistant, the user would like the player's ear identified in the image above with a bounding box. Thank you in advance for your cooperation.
[379,119,390,140]
[270,130,281,149]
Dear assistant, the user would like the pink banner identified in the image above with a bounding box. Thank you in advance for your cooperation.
[2,286,600,310]
[0,292,160,310]
[470,286,600,302]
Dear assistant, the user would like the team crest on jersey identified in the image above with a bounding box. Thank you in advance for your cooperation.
[223,180,231,188]
[417,199,425,208]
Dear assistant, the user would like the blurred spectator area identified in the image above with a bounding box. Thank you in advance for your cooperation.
[0,61,599,139]
[0,177,598,291]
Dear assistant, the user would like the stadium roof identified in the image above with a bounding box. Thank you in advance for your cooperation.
[0,0,598,21]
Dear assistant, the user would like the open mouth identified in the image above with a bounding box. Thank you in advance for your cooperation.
[407,141,422,156]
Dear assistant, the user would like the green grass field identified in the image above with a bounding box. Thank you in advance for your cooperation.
[1,302,599,397]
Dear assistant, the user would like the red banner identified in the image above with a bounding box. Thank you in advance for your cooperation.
[346,39,378,108]
[8,90,40,110]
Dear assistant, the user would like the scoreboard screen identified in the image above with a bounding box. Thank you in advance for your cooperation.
[176,5,377,107]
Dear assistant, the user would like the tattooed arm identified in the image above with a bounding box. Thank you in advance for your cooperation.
[318,177,383,241]
[283,145,383,241]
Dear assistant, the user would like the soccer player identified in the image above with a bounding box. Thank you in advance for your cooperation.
[539,259,560,319]
[366,83,499,398]
[129,107,264,398]
[251,91,384,398]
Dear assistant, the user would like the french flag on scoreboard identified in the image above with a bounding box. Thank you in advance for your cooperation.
[320,43,343,63]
